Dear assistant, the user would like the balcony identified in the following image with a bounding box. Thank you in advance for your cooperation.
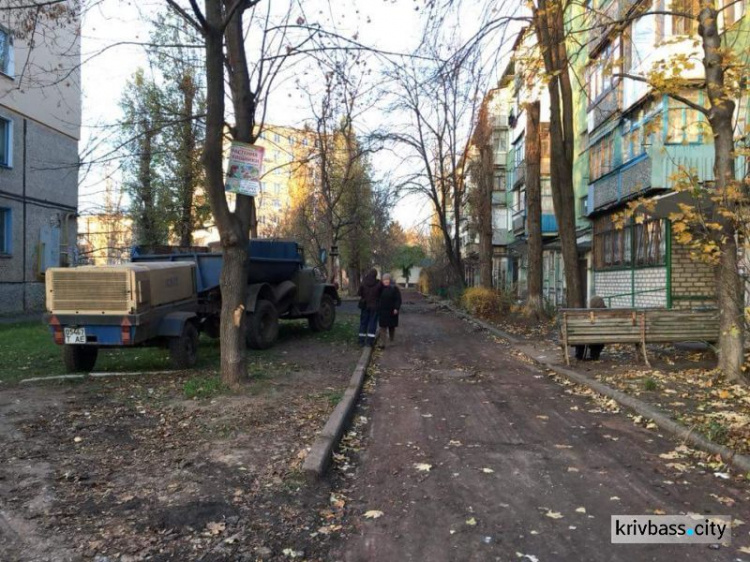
[494,150,508,167]
[541,213,558,234]
[513,163,526,188]
[589,143,717,213]
[492,191,507,205]
[512,207,526,234]
[493,228,512,246]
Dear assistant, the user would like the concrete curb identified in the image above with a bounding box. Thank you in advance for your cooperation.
[432,296,750,474]
[302,343,376,479]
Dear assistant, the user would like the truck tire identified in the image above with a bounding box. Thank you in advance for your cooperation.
[62,345,99,373]
[169,322,199,369]
[309,294,336,332]
[246,300,279,350]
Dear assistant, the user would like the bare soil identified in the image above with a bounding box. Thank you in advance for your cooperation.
[0,314,360,562]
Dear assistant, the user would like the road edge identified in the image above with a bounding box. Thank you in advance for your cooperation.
[302,342,375,479]
[430,295,750,474]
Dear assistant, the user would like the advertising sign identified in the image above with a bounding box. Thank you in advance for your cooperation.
[225,141,265,196]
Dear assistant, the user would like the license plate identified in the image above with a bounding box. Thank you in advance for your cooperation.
[64,327,86,344]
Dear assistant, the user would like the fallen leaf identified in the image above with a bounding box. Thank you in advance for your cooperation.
[610,496,620,501]
[364,510,384,519]
[545,511,564,519]
[575,507,586,514]
[206,521,226,535]
[738,546,750,554]
[516,553,540,562]
[567,467,580,473]
[466,517,477,526]
[482,468,495,474]
[554,444,573,449]
[282,548,303,558]
[414,463,432,472]
[536,415,549,420]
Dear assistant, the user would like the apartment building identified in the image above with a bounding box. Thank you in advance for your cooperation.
[0,3,81,313]
[461,81,513,288]
[584,0,748,309]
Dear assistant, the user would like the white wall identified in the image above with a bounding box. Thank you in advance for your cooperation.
[0,2,81,140]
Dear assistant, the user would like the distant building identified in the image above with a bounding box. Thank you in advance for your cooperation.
[193,124,318,245]
[0,2,81,313]
[77,213,133,265]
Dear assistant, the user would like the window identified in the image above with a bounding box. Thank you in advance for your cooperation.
[665,93,708,144]
[579,195,589,217]
[273,133,280,143]
[494,132,508,154]
[495,173,506,193]
[671,0,699,35]
[0,27,13,77]
[719,0,745,27]
[0,208,10,254]
[594,216,666,269]
[0,117,12,167]
[621,101,657,162]
[589,133,615,180]
[541,179,555,214]
[587,37,620,102]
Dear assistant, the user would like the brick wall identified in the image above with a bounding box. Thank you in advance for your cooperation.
[593,267,667,308]
[670,234,717,309]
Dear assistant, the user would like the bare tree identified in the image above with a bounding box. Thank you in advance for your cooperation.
[387,42,486,291]
[467,99,494,289]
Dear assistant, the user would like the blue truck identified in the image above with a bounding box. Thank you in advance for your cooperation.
[45,239,340,372]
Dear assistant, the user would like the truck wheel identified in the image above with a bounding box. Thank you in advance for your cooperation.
[169,322,199,369]
[246,300,279,350]
[309,294,336,332]
[63,345,99,373]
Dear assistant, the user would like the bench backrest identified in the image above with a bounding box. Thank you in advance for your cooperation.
[643,309,719,343]
[561,308,719,345]
[561,309,644,345]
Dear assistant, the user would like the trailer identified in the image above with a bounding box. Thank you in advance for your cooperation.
[45,239,339,372]
[45,261,201,372]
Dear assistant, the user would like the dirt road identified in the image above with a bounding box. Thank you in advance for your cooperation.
[331,292,750,561]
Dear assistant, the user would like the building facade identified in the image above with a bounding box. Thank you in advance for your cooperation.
[0,3,81,314]
[465,1,748,311]
[584,0,748,309]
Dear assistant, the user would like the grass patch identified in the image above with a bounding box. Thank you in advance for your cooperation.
[0,321,222,384]
[643,377,658,391]
[183,375,227,399]
[318,388,344,406]
[0,311,357,385]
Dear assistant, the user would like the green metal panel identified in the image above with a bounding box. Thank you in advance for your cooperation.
[666,221,672,309]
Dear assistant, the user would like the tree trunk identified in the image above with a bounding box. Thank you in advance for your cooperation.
[201,0,247,388]
[699,2,745,381]
[178,72,196,247]
[138,119,158,247]
[478,126,494,289]
[525,101,544,319]
[533,0,584,308]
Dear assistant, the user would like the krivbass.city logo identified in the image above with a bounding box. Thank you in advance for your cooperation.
[611,515,731,544]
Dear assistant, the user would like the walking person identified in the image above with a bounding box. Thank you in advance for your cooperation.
[357,268,381,347]
[377,273,402,349]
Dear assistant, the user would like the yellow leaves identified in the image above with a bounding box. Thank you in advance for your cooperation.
[364,510,384,519]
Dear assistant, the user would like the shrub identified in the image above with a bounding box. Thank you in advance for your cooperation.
[183,376,226,399]
[461,287,509,320]
[643,377,658,391]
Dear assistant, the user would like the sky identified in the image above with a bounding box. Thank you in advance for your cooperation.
[78,0,511,231]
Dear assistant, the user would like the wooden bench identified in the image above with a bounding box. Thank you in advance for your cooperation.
[560,308,719,366]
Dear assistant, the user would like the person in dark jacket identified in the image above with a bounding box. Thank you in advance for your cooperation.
[377,273,402,348]
[357,269,381,347]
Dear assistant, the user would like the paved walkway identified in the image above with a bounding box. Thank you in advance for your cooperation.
[333,292,750,561]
